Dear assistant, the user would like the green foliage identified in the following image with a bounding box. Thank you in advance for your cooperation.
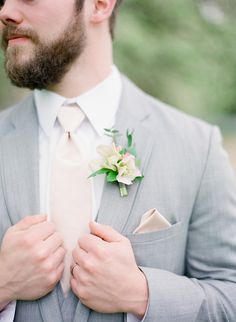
[106,171,118,182]
[88,168,109,178]
[114,0,236,116]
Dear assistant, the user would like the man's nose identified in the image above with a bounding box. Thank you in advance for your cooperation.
[0,1,23,27]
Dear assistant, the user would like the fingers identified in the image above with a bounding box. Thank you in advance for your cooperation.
[53,262,64,284]
[34,232,65,268]
[78,233,104,253]
[29,221,57,241]
[34,245,65,280]
[71,263,80,280]
[52,247,66,269]
[71,275,78,293]
[89,221,123,243]
[72,244,89,266]
[13,214,47,231]
[43,231,64,253]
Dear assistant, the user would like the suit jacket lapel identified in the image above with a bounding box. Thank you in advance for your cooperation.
[0,95,63,322]
[0,96,40,224]
[38,290,63,322]
[97,76,154,234]
[74,77,154,322]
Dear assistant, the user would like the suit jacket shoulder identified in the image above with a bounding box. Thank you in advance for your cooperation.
[121,76,219,177]
[122,75,214,137]
[0,94,35,137]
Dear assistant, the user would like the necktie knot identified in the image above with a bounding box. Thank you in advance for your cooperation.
[57,104,85,134]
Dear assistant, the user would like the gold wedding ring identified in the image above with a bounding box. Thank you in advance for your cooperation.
[70,263,78,277]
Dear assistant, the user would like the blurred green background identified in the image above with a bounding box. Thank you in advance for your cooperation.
[1,0,236,167]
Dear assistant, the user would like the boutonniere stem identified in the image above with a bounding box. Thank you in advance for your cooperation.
[119,182,128,197]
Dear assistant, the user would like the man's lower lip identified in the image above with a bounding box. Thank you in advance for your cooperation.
[8,37,29,45]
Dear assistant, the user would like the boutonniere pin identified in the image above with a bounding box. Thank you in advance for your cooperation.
[89,128,144,197]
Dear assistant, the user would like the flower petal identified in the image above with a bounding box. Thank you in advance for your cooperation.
[97,145,114,158]
[117,175,133,185]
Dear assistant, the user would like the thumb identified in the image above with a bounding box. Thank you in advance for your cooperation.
[89,221,123,243]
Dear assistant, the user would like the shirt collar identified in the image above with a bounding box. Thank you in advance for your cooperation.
[34,65,122,137]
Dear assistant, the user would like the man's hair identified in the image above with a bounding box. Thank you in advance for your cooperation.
[76,0,123,39]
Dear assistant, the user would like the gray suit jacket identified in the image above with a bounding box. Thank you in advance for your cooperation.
[1,77,236,321]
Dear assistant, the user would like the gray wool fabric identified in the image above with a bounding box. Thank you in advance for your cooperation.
[1,76,236,321]
[57,286,78,322]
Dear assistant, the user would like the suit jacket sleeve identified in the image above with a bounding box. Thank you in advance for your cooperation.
[140,127,236,322]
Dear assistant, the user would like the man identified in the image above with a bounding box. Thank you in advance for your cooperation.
[0,0,236,321]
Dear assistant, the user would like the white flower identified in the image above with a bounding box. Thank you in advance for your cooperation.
[117,153,142,185]
[89,129,143,197]
[96,143,122,171]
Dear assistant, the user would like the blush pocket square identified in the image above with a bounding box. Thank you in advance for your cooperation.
[133,208,171,234]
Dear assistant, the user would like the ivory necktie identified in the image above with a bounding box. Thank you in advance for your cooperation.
[50,104,92,295]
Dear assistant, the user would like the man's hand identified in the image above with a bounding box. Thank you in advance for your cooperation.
[0,215,65,302]
[71,221,148,318]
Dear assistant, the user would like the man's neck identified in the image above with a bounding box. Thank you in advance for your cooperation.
[48,36,113,98]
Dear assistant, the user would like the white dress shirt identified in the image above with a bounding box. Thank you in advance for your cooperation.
[0,66,141,322]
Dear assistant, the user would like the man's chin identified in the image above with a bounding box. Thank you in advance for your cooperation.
[6,40,34,57]
[5,50,34,70]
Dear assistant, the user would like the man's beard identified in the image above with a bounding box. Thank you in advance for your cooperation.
[1,12,86,90]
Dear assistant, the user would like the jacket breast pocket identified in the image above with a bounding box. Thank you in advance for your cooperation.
[125,221,186,273]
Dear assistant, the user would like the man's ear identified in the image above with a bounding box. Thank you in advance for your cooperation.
[90,0,117,24]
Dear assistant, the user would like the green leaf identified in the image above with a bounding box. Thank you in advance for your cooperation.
[104,128,121,143]
[88,168,109,178]
[104,128,112,133]
[135,175,144,182]
[104,128,120,134]
[106,171,118,182]
[127,146,137,157]
[119,148,127,155]
[126,129,133,148]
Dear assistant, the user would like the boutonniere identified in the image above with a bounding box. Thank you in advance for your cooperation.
[89,128,144,197]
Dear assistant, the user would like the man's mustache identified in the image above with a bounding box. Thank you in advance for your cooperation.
[1,26,39,49]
